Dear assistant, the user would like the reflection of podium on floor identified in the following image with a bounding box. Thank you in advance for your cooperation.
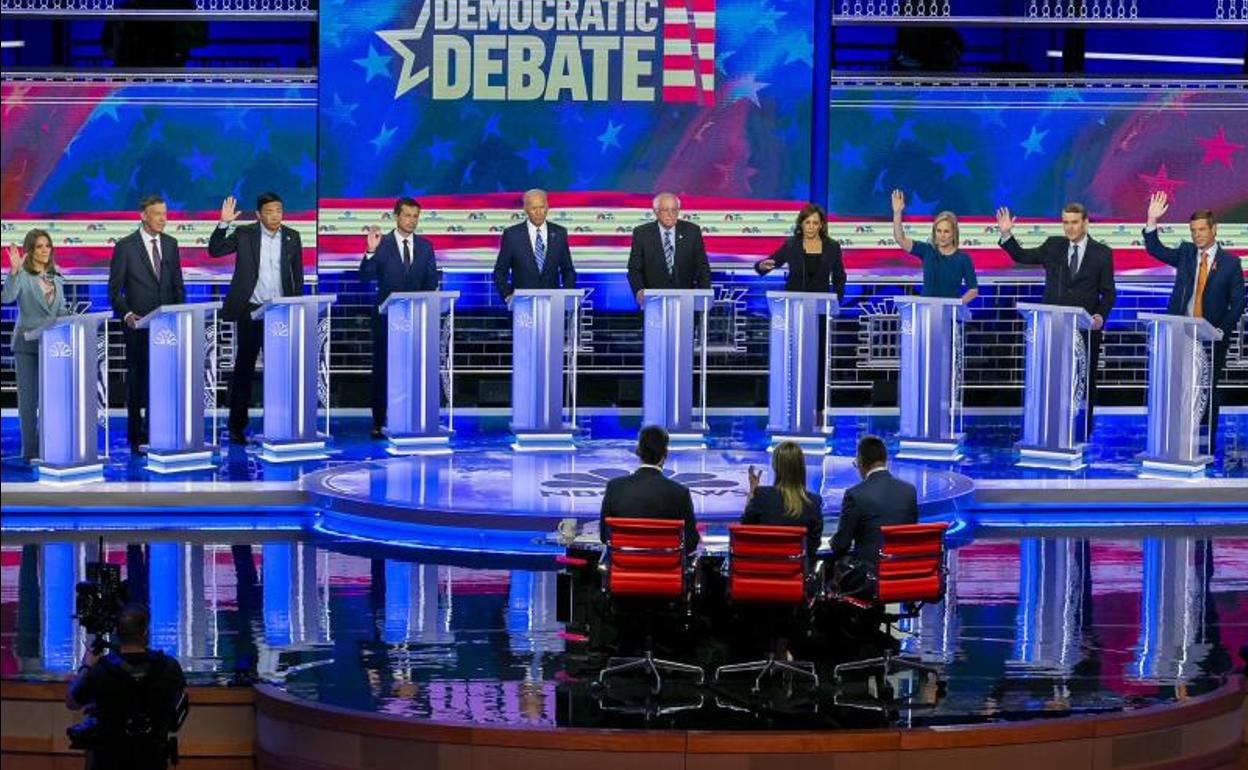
[380,290,459,455]
[765,291,837,454]
[25,311,112,480]
[893,296,967,461]
[643,289,713,449]
[510,289,584,452]
[1015,303,1093,471]
[136,301,222,473]
[1138,313,1222,476]
[250,295,337,462]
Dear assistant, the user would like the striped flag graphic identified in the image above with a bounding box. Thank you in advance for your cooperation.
[661,0,716,104]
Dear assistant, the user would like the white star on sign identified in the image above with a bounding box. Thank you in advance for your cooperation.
[376,2,432,99]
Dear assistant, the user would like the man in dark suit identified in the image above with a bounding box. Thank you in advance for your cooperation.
[108,194,186,451]
[207,192,304,443]
[996,203,1116,437]
[627,192,712,305]
[599,425,699,553]
[492,189,576,304]
[830,435,919,597]
[1143,192,1246,450]
[360,197,440,438]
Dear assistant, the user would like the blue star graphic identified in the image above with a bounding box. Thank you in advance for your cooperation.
[85,166,118,202]
[126,166,141,192]
[251,128,271,156]
[180,146,216,182]
[400,182,426,199]
[895,119,917,146]
[716,49,737,78]
[930,140,971,180]
[517,137,552,173]
[867,105,895,124]
[1021,126,1049,158]
[158,190,186,212]
[220,107,250,134]
[461,160,476,186]
[906,191,938,216]
[755,2,785,33]
[482,114,501,139]
[292,155,316,190]
[977,100,1006,128]
[326,93,359,127]
[427,136,454,166]
[144,118,165,146]
[92,101,121,123]
[598,120,623,152]
[783,32,813,67]
[872,168,888,195]
[370,123,398,155]
[228,177,246,202]
[727,74,769,108]
[353,44,393,83]
[833,139,865,170]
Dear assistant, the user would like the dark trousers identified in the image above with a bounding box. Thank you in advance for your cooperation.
[122,327,150,445]
[371,313,388,430]
[1209,339,1229,451]
[1084,329,1102,440]
[228,311,264,434]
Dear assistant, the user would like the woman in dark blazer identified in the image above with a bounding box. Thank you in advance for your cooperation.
[754,203,846,298]
[742,441,825,563]
[2,230,69,461]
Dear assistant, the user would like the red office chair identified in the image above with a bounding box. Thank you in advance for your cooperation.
[832,522,948,683]
[713,524,819,691]
[597,517,704,694]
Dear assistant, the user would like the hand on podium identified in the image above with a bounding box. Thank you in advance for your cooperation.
[756,259,776,272]
[1091,314,1104,331]
[635,289,644,305]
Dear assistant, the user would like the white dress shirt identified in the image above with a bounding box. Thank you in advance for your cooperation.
[251,226,283,304]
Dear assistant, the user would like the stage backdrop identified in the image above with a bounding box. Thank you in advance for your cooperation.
[827,81,1248,276]
[0,76,318,279]
[316,0,816,272]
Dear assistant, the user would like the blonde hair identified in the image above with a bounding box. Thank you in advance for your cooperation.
[930,211,960,247]
[771,441,813,517]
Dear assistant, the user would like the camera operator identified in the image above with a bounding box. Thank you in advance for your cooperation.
[66,604,187,770]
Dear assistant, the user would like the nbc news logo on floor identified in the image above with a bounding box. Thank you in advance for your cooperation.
[376,0,716,103]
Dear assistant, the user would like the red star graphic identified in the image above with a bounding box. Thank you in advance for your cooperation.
[1196,126,1245,169]
[1137,164,1188,200]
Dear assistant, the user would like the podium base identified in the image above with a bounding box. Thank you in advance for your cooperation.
[896,436,963,462]
[1016,444,1087,471]
[767,433,831,455]
[259,436,331,463]
[511,430,577,453]
[1139,454,1212,478]
[146,446,217,474]
[386,431,454,456]
[667,429,708,451]
[36,460,104,483]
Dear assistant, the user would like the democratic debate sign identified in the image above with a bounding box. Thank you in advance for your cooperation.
[376,0,717,103]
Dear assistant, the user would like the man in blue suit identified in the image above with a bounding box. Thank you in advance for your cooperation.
[108,194,186,452]
[830,435,919,598]
[1144,192,1246,450]
[491,189,577,305]
[360,197,439,438]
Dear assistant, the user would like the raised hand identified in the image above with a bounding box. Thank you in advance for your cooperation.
[7,244,22,274]
[995,206,1015,236]
[1146,191,1169,225]
[747,464,761,493]
[890,189,905,216]
[365,226,382,253]
[220,195,240,224]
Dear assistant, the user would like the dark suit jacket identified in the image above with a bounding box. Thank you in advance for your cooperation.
[627,220,712,296]
[1143,229,1245,339]
[754,237,846,297]
[492,221,576,301]
[1001,235,1115,319]
[599,467,699,553]
[107,230,185,320]
[359,231,439,310]
[742,486,824,562]
[207,222,304,321]
[830,469,919,564]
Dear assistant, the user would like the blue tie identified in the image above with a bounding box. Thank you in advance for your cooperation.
[663,229,674,275]
[535,230,546,273]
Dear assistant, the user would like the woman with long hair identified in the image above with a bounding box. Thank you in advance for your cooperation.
[743,440,824,562]
[890,189,978,303]
[2,229,69,461]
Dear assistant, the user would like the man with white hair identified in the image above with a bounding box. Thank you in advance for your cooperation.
[492,188,577,304]
[626,192,711,305]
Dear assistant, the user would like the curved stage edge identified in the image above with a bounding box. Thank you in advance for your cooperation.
[7,678,1240,770]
